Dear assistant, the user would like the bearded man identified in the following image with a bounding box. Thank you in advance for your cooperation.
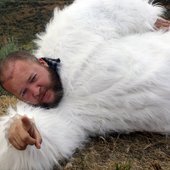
[0,0,170,169]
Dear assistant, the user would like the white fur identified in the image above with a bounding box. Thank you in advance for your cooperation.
[0,0,169,169]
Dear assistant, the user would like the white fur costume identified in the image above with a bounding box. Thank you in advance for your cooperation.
[0,0,169,169]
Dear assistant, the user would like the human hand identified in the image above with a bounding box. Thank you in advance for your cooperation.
[8,116,42,150]
[154,18,170,30]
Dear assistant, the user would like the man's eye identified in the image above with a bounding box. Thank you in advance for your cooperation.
[21,89,27,97]
[31,74,37,82]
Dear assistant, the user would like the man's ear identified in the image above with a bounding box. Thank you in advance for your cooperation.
[38,58,49,67]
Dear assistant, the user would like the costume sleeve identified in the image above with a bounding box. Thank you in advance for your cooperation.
[34,0,164,59]
[0,103,86,170]
[71,0,164,37]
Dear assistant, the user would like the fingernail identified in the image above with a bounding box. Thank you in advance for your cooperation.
[37,143,41,149]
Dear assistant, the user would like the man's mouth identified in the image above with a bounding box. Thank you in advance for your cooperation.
[39,88,47,103]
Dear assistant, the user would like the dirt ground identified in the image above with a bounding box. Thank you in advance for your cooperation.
[0,0,73,47]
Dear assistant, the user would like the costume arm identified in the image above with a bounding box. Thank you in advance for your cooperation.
[34,0,165,59]
[0,103,86,170]
[73,0,164,37]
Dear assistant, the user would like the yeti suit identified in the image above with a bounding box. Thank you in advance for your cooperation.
[0,0,170,169]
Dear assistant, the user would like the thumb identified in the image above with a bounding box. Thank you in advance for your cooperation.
[21,116,33,131]
[21,116,42,149]
[34,128,42,149]
[21,116,37,146]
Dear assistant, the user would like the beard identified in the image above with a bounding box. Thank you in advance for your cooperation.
[37,67,63,109]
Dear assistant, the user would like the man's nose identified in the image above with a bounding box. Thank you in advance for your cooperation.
[30,85,40,97]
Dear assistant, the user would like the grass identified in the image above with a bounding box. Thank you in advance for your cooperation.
[0,37,20,95]
[0,37,19,59]
[0,95,17,116]
[115,162,131,170]
[63,133,170,170]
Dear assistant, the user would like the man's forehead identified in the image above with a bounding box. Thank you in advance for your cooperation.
[2,60,35,94]
[2,61,16,84]
[3,59,46,84]
[3,60,32,84]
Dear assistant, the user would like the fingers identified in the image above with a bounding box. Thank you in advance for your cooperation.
[10,138,25,150]
[32,126,42,149]
[21,116,33,131]
[8,120,36,150]
[22,116,42,149]
[18,129,36,147]
[155,18,170,30]
[8,116,42,150]
[9,135,35,150]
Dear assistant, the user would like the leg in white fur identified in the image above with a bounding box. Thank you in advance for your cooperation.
[0,0,169,170]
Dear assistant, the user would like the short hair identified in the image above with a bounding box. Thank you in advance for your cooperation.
[0,51,39,85]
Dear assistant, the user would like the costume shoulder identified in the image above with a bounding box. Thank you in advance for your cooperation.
[34,0,164,95]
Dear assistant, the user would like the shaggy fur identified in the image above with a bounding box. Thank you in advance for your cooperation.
[0,0,169,169]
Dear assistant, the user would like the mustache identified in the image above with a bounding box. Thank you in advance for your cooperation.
[37,89,64,109]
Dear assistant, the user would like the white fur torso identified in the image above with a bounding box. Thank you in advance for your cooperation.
[1,0,170,169]
[37,32,170,134]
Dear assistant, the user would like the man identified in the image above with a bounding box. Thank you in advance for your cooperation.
[0,51,63,108]
[1,19,169,150]
[0,51,64,150]
[1,0,170,169]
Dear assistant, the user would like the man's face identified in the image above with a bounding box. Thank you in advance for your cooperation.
[2,59,63,107]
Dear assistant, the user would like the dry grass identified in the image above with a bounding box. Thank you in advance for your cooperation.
[1,96,170,170]
[64,133,170,170]
[0,95,17,116]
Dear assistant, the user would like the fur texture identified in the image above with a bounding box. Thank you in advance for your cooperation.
[0,0,169,169]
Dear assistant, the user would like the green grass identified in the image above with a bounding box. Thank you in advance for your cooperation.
[0,37,19,95]
[115,162,131,170]
[0,37,19,59]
